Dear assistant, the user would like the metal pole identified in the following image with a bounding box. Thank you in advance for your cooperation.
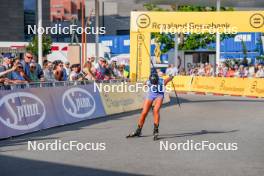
[216,0,221,71]
[81,0,85,68]
[38,0,43,66]
[95,0,100,62]
[174,34,178,66]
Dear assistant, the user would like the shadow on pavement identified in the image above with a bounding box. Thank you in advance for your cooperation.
[157,129,239,140]
[168,96,264,106]
[0,155,147,176]
[0,94,249,146]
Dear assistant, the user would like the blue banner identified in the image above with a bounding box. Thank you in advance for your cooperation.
[0,84,106,139]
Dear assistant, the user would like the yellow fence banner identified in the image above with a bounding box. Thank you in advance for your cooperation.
[215,77,247,96]
[192,76,221,93]
[99,83,170,115]
[245,78,264,97]
[165,76,264,98]
[165,76,193,92]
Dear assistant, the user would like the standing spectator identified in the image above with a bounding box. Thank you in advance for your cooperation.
[69,64,82,81]
[0,55,12,70]
[110,60,119,77]
[255,65,264,78]
[29,63,40,82]
[88,57,96,67]
[21,52,33,77]
[31,58,43,79]
[226,67,235,77]
[248,65,255,78]
[94,57,107,80]
[64,61,71,77]
[53,61,64,81]
[116,64,129,79]
[10,63,28,84]
[43,61,56,81]
[166,64,178,76]
[0,56,12,79]
[83,61,96,80]
[198,64,205,76]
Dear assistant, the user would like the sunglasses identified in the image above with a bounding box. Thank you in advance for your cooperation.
[30,66,36,68]
[26,56,33,59]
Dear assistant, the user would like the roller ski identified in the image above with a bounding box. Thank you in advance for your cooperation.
[126,126,142,138]
[153,124,159,141]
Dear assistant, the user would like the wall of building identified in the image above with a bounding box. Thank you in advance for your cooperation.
[0,0,24,41]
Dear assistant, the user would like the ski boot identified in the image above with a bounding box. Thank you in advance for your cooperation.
[153,124,159,141]
[126,126,142,138]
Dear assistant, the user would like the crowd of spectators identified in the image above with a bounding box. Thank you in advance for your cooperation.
[164,63,264,78]
[2,52,264,88]
[0,52,130,87]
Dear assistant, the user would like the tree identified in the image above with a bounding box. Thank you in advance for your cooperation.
[26,35,52,58]
[241,40,248,66]
[143,4,235,53]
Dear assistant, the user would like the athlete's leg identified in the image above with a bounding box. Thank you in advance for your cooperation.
[127,99,153,138]
[153,97,163,126]
[152,97,163,140]
[138,99,153,128]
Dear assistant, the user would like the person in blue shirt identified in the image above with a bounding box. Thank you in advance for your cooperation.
[127,71,173,140]
[10,63,28,84]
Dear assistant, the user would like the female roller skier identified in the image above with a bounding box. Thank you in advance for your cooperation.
[127,71,173,141]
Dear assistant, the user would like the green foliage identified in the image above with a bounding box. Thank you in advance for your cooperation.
[143,3,169,11]
[144,4,235,53]
[256,55,264,63]
[26,35,52,57]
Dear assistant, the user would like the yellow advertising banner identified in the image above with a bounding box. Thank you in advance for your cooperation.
[165,76,193,92]
[215,77,247,95]
[131,11,264,33]
[245,78,264,97]
[99,83,170,115]
[130,32,151,82]
[191,76,222,93]
[164,76,264,98]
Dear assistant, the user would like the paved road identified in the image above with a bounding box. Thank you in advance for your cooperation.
[1,94,264,176]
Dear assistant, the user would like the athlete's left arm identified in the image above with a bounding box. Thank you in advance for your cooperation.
[164,76,173,86]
